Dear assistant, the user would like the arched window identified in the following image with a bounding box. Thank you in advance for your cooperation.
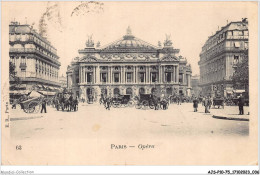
[113,88,120,96]
[166,87,172,96]
[151,88,157,94]
[139,88,145,95]
[126,88,132,96]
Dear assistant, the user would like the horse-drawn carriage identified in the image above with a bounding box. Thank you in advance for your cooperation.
[135,94,169,110]
[20,97,42,113]
[213,97,224,109]
[111,94,134,108]
[54,92,78,111]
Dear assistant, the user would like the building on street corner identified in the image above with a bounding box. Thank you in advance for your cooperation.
[191,75,201,97]
[9,21,61,95]
[67,27,192,102]
[198,18,248,98]
[59,74,67,89]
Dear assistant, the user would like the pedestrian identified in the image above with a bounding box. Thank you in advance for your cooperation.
[208,96,212,109]
[177,96,180,105]
[179,95,182,105]
[106,97,111,110]
[12,99,17,109]
[74,97,78,111]
[193,97,199,112]
[202,97,205,106]
[204,97,210,113]
[238,95,245,115]
[41,98,47,113]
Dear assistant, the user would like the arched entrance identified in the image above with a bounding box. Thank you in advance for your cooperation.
[179,90,183,95]
[86,88,94,103]
[113,88,120,97]
[151,88,157,94]
[101,88,107,96]
[166,87,172,96]
[126,88,133,96]
[139,87,145,95]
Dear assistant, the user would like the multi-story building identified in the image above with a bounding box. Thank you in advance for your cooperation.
[67,27,192,101]
[59,74,67,88]
[198,18,248,97]
[9,21,61,93]
[191,75,201,97]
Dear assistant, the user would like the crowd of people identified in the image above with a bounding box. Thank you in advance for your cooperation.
[10,90,246,115]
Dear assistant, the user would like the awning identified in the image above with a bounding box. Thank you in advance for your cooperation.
[9,90,30,95]
[28,91,42,98]
[38,91,56,96]
[226,90,233,94]
[233,90,245,93]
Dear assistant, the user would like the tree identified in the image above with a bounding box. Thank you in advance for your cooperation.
[231,51,249,92]
[9,61,21,89]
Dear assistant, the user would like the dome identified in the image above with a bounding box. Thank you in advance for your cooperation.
[102,27,158,50]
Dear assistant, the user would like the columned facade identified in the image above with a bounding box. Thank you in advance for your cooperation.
[67,28,192,102]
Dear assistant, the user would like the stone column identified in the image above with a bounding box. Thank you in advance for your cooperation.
[174,66,176,83]
[183,73,185,85]
[79,66,82,83]
[109,66,112,83]
[146,66,148,84]
[176,66,179,84]
[147,66,150,83]
[120,66,123,84]
[158,66,161,83]
[108,66,110,83]
[134,66,136,84]
[96,65,100,84]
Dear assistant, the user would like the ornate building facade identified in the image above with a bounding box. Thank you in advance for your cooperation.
[191,75,201,97]
[198,18,248,97]
[9,21,61,93]
[67,28,192,101]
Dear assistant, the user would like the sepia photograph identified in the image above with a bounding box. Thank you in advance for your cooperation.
[1,1,259,173]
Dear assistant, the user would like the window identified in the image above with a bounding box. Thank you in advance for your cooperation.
[234,55,239,64]
[234,42,240,48]
[151,72,157,82]
[114,73,119,83]
[76,75,79,83]
[139,72,145,83]
[101,73,107,83]
[179,74,183,83]
[126,72,132,83]
[244,42,248,49]
[165,72,171,82]
[87,73,92,83]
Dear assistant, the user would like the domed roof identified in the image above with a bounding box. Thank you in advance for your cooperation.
[102,27,158,51]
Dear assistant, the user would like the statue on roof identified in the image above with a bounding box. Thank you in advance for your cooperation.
[158,41,161,47]
[86,35,94,47]
[96,41,100,47]
[126,26,132,35]
[164,34,173,47]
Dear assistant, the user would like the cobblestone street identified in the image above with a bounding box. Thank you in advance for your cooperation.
[10,103,249,140]
[5,102,254,165]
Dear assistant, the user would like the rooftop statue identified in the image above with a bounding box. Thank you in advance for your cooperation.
[158,41,161,47]
[86,35,94,47]
[126,26,132,35]
[96,41,100,47]
[164,34,173,47]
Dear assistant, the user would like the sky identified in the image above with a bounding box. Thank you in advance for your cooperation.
[5,1,252,76]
